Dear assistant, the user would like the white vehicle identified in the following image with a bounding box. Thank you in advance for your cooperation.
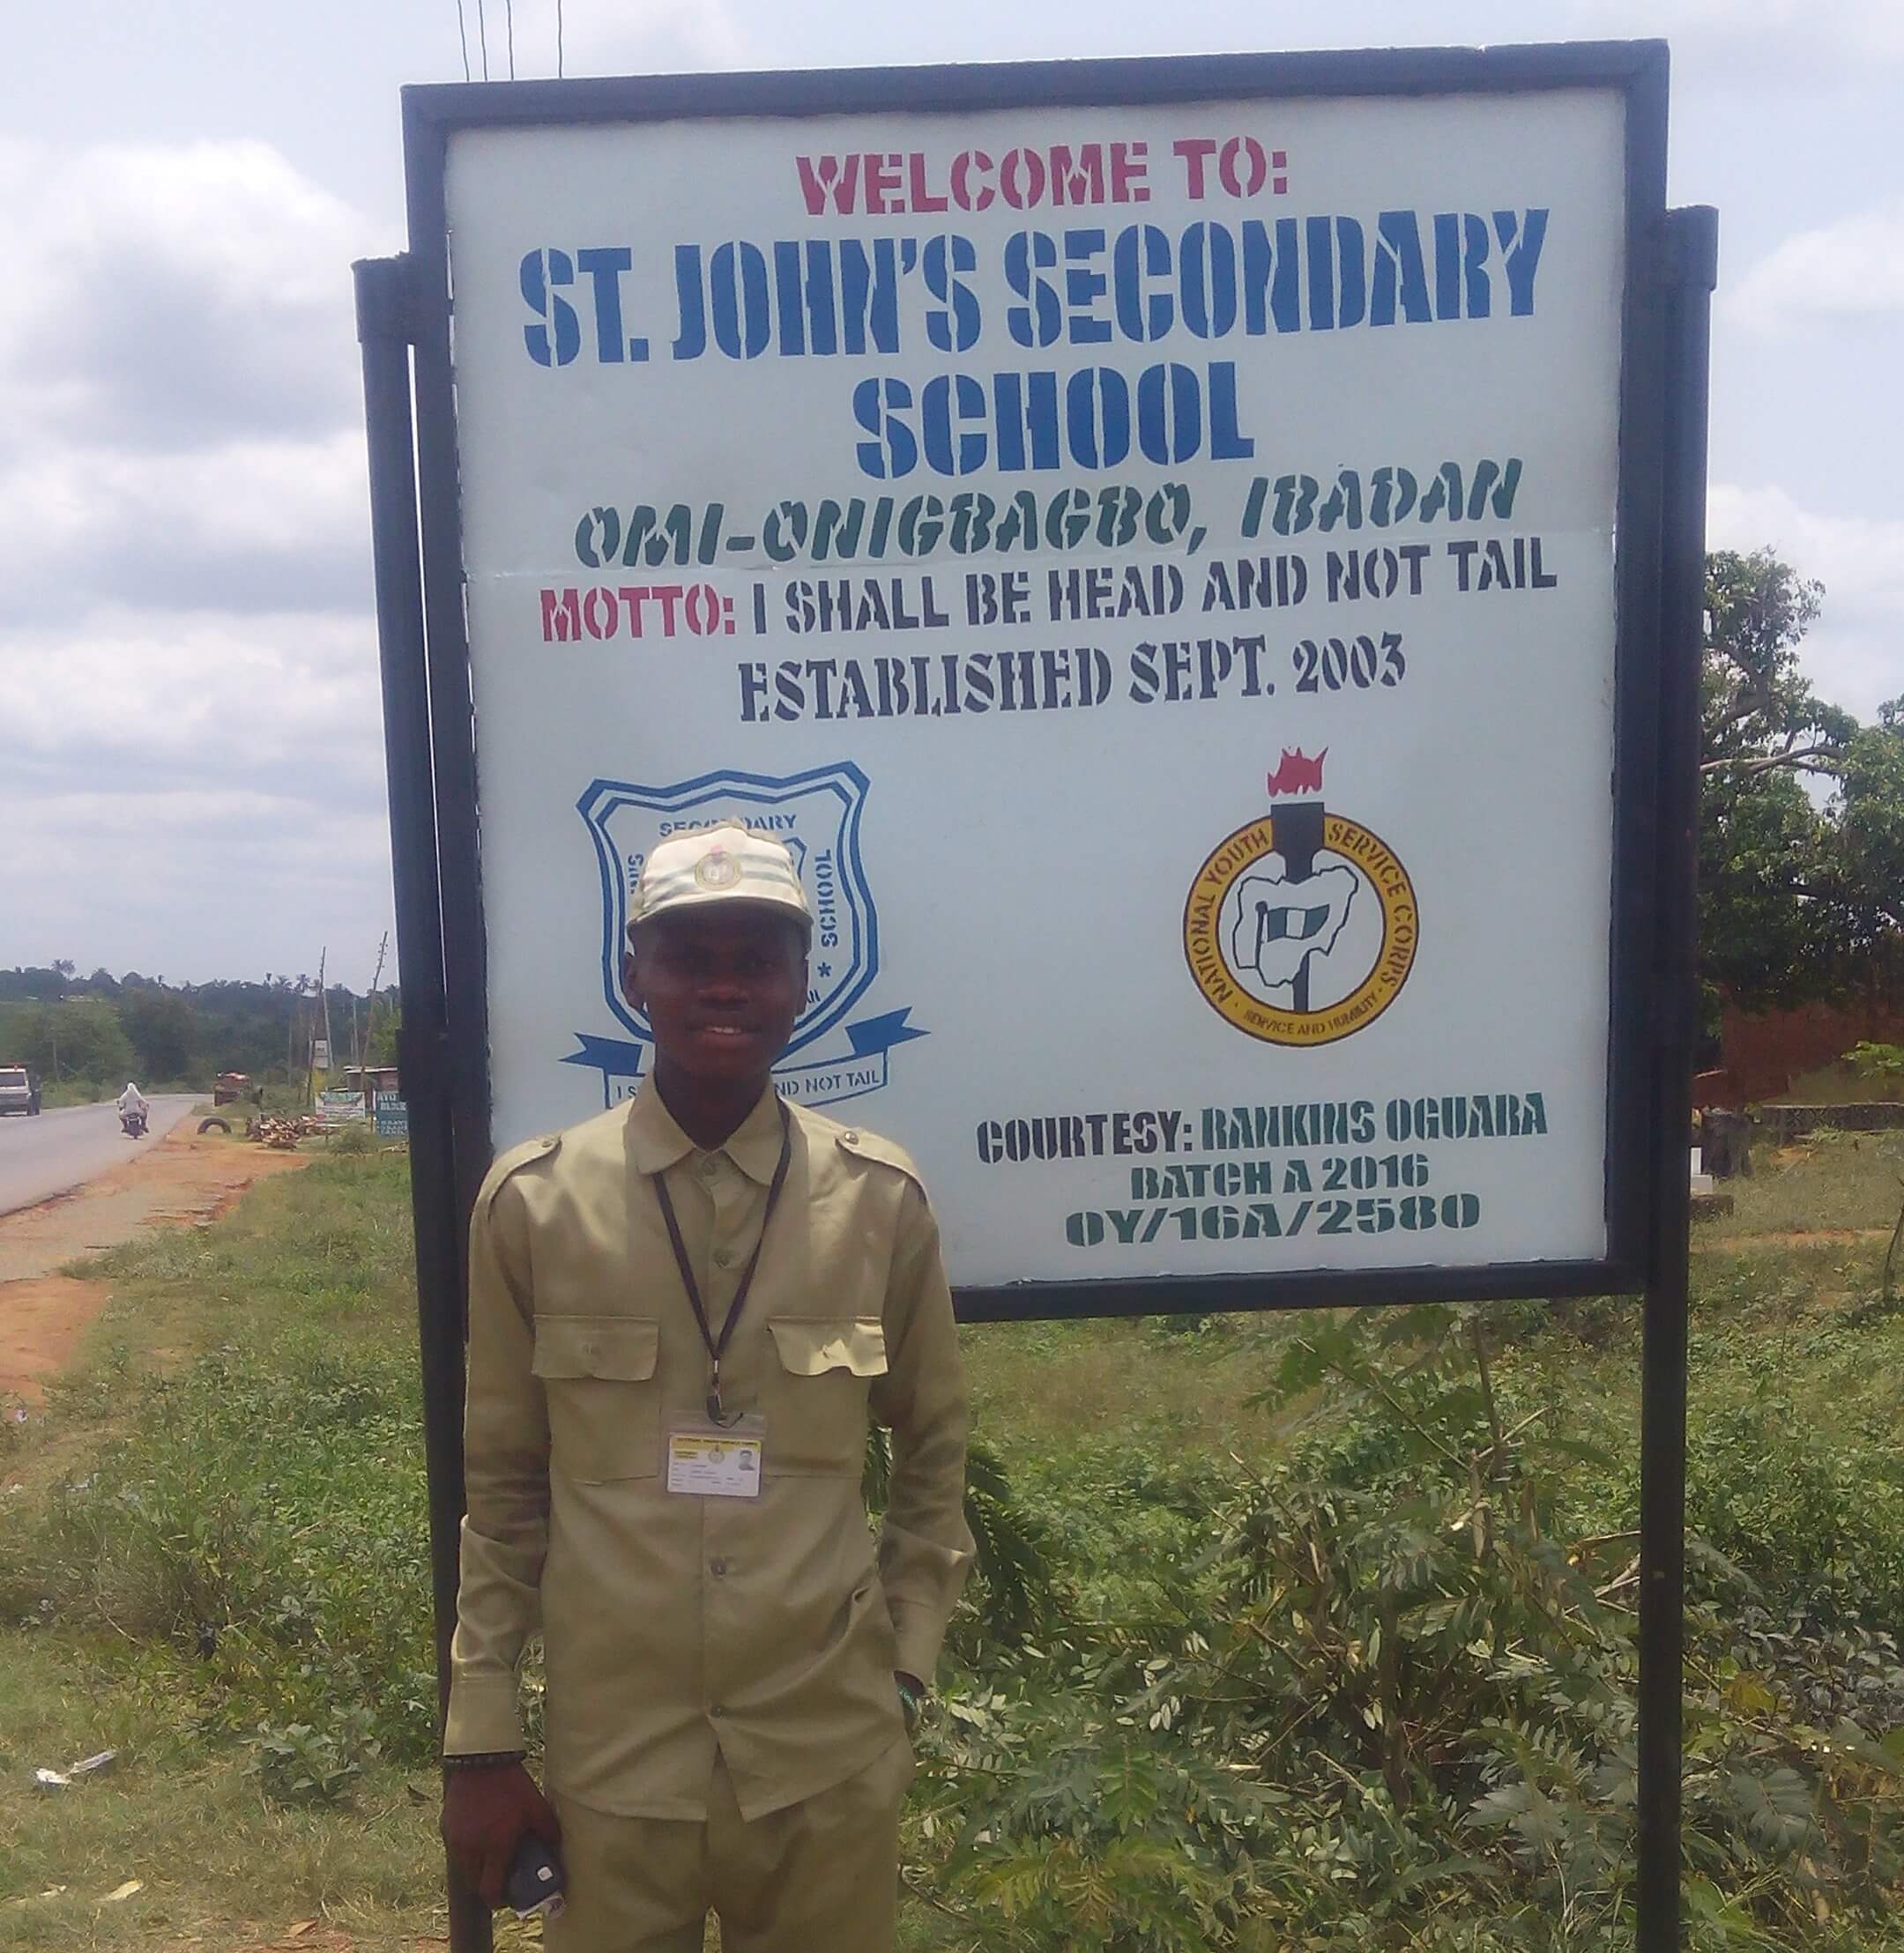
[0,1066,41,1115]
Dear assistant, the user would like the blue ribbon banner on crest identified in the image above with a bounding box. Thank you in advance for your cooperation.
[563,1008,926,1110]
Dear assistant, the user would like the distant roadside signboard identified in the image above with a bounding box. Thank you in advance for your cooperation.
[375,1092,410,1140]
[397,44,1677,1318]
[316,1087,368,1125]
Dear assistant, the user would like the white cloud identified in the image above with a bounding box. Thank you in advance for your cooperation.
[3,782,394,987]
[0,607,395,985]
[1561,0,1904,77]
[0,608,383,778]
[492,0,752,78]
[1707,482,1904,721]
[0,137,383,453]
[1725,204,1904,331]
[0,429,371,621]
[0,137,394,982]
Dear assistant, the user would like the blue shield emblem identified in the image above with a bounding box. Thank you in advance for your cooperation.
[569,762,922,1109]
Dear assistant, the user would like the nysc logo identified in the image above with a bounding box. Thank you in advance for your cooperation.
[1183,750,1418,1046]
[569,761,925,1108]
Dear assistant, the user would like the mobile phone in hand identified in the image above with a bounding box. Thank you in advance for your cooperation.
[506,1834,567,1920]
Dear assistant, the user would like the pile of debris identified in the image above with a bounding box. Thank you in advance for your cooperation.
[246,1114,324,1149]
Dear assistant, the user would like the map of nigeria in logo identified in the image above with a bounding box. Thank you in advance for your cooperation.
[1183,751,1418,1047]
[569,762,924,1108]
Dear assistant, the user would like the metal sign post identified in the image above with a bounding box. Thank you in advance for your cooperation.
[1636,200,1718,1953]
[355,47,1709,1953]
[353,255,495,1953]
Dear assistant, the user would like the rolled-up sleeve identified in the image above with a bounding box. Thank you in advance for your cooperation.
[443,1166,550,1756]
[869,1183,974,1685]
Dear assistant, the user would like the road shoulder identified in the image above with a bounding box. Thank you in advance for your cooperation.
[0,1128,317,1404]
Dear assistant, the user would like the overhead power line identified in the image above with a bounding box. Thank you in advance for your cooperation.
[475,0,489,80]
[454,0,470,80]
[505,0,515,79]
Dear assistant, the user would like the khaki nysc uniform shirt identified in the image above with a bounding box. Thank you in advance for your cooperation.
[444,1083,974,1822]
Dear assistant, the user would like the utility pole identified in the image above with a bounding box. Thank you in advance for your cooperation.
[361,932,390,1086]
[304,952,326,1110]
[318,947,331,1076]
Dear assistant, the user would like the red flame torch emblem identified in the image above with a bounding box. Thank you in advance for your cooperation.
[1266,748,1327,797]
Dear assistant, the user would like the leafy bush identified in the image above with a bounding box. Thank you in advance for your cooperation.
[1847,1043,1904,1083]
[247,1707,382,1805]
[908,1307,1904,1950]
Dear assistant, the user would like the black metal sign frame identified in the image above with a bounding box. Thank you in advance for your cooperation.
[355,41,1711,1953]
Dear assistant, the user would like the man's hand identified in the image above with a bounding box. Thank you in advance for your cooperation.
[441,1760,562,1909]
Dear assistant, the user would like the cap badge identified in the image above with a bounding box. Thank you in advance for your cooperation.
[695,849,741,889]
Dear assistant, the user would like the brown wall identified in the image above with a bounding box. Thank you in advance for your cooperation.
[1697,999,1904,1106]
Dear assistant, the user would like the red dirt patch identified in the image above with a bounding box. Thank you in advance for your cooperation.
[0,1130,319,1406]
[0,1276,113,1404]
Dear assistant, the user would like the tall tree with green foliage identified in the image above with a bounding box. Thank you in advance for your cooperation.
[1699,547,1901,1014]
[12,999,134,1088]
[1834,700,1904,948]
[120,988,201,1082]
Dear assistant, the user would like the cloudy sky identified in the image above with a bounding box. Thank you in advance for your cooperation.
[0,0,1897,987]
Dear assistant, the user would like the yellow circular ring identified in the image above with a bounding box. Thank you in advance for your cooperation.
[1182,812,1418,1046]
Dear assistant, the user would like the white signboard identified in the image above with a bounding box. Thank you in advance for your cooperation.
[428,63,1647,1296]
[317,1086,368,1124]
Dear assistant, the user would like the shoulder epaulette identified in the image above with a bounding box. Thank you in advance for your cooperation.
[829,1120,925,1189]
[478,1131,562,1212]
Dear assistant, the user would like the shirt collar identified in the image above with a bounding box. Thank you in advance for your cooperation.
[626,1080,788,1185]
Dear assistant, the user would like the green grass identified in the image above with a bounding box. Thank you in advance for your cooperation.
[1704,1126,1904,1240]
[0,1155,443,1945]
[4,1139,1904,1947]
[1780,1060,1904,1106]
[0,1640,444,1949]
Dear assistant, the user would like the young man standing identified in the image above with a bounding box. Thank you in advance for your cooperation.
[440,822,973,1952]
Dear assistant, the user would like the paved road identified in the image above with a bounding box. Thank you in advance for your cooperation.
[0,1095,198,1219]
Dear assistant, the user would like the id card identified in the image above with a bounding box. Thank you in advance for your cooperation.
[666,1416,764,1498]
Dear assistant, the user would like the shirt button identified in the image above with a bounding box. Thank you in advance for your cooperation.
[844,1130,859,1144]
[710,1557,729,1577]
[710,1704,725,1719]
[698,1156,718,1179]
[712,1249,732,1268]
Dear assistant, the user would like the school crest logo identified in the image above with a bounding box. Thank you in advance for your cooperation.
[569,761,924,1108]
[1183,751,1417,1046]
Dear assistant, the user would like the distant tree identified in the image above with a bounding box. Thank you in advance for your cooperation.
[1701,549,1853,782]
[1698,549,1901,1014]
[4,965,72,1002]
[1833,700,1904,947]
[15,999,134,1088]
[1699,766,1833,1009]
[120,989,201,1083]
[367,994,401,1066]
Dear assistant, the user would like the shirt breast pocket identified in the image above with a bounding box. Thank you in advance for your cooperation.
[764,1318,888,1477]
[532,1315,661,1482]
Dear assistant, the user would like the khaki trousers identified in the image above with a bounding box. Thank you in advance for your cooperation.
[546,1738,913,1953]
